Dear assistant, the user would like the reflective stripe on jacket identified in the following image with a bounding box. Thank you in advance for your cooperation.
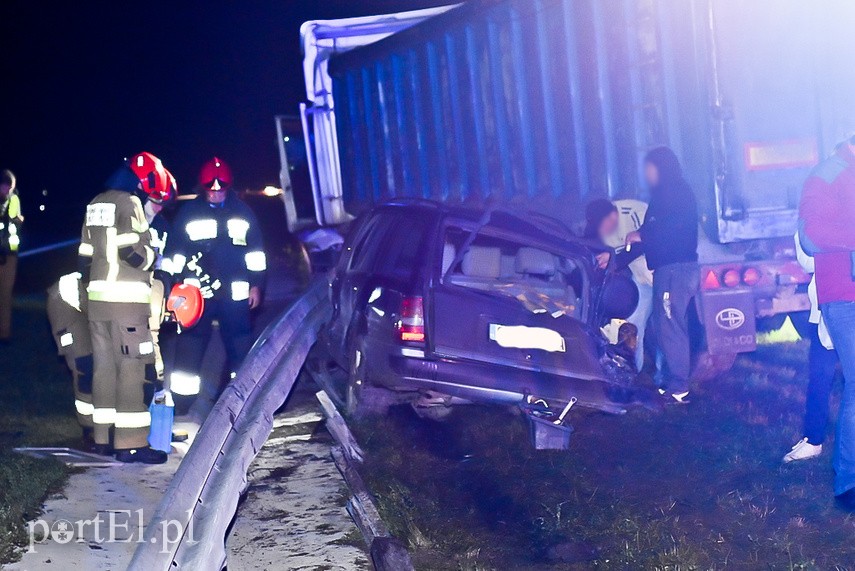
[165,193,266,301]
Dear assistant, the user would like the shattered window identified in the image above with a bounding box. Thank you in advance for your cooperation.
[441,226,585,319]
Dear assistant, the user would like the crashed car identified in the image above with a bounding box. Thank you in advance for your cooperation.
[314,199,651,421]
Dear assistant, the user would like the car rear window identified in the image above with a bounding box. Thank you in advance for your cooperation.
[441,225,585,319]
[349,214,395,273]
[374,215,430,284]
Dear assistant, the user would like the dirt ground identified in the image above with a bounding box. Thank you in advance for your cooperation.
[353,340,853,570]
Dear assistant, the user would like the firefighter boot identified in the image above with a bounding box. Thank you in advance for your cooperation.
[115,446,168,464]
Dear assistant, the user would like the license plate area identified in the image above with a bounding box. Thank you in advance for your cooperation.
[489,323,566,353]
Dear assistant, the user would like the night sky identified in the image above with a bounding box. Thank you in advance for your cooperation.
[0,0,449,244]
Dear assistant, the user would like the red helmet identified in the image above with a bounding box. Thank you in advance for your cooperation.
[128,151,171,203]
[166,283,204,329]
[162,169,178,203]
[198,157,233,189]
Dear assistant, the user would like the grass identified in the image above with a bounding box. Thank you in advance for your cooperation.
[0,296,78,564]
[352,339,854,570]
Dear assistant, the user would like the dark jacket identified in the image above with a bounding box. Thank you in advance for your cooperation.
[638,147,698,271]
[165,192,266,301]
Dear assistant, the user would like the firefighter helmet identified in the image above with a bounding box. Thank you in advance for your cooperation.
[128,151,172,203]
[198,157,233,189]
[163,169,178,203]
[166,283,205,329]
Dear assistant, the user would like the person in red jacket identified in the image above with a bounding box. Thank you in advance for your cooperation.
[799,136,855,510]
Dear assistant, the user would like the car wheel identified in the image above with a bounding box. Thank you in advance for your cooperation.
[346,343,395,418]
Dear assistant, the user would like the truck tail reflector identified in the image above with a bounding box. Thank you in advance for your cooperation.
[744,138,818,171]
[702,270,721,290]
[722,269,741,288]
[742,267,761,287]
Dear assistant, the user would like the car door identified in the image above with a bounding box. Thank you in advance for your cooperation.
[329,212,397,362]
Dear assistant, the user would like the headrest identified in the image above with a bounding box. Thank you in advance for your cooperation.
[462,246,501,278]
[515,247,556,276]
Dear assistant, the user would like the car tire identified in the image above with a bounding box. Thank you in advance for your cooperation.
[346,343,395,418]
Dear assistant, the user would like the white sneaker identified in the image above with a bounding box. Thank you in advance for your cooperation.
[783,437,822,463]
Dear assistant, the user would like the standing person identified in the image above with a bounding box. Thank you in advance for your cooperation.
[586,198,656,372]
[782,232,838,463]
[79,152,171,463]
[145,169,177,385]
[626,147,699,403]
[0,169,23,343]
[613,199,655,372]
[798,136,855,509]
[165,157,266,409]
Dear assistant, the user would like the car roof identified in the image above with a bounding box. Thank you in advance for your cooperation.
[375,198,592,255]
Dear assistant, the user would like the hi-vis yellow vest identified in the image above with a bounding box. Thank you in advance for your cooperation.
[2,194,21,252]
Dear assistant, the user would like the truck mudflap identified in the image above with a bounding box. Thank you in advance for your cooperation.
[698,288,757,355]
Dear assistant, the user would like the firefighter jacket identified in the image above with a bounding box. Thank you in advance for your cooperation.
[0,191,22,256]
[165,193,266,302]
[78,189,155,320]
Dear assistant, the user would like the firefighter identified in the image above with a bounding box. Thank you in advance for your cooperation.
[46,272,95,443]
[0,169,23,343]
[165,157,265,407]
[146,169,177,383]
[79,152,171,463]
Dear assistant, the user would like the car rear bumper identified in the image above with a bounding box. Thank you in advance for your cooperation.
[374,349,637,414]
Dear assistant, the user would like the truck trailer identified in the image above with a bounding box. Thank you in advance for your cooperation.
[279,0,855,368]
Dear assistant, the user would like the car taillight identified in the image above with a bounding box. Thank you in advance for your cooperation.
[722,269,741,288]
[399,296,425,343]
[742,267,761,286]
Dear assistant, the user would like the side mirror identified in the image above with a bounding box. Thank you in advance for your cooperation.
[600,273,639,320]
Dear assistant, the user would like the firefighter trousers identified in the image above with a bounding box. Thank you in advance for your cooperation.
[169,297,252,405]
[89,318,155,449]
[46,278,95,429]
[68,353,95,429]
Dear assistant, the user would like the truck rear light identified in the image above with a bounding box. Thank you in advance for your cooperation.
[399,296,425,343]
[742,267,761,287]
[702,269,721,290]
[722,269,741,288]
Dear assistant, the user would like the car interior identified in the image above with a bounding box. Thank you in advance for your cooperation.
[441,227,584,319]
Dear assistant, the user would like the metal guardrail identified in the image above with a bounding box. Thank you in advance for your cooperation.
[128,278,331,571]
[317,390,415,570]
